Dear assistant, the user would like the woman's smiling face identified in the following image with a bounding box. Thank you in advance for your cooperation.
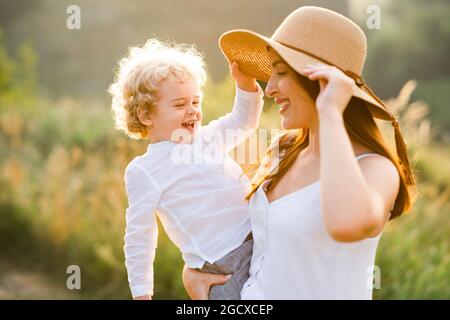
[265,49,319,130]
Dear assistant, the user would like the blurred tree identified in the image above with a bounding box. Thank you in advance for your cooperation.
[0,0,348,98]
[0,0,41,31]
[347,0,450,138]
[363,0,450,96]
[2,0,449,136]
[0,30,38,109]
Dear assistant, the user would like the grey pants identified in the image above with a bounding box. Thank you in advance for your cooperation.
[197,237,253,300]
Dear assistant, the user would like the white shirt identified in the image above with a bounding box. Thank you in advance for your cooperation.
[123,86,264,298]
[241,153,384,300]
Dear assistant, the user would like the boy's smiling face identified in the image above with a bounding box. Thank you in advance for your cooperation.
[144,77,203,144]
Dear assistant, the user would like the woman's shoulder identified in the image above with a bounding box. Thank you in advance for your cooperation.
[355,151,393,165]
[356,152,400,200]
[356,152,398,179]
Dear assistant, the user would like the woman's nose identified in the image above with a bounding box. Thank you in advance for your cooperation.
[265,77,277,98]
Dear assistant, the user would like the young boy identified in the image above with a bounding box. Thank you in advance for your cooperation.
[109,39,264,299]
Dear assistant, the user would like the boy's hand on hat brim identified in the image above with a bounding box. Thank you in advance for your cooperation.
[230,62,258,92]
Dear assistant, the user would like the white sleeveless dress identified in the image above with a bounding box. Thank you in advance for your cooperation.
[241,153,385,300]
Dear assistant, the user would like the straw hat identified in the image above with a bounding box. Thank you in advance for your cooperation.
[219,6,414,185]
[220,6,394,118]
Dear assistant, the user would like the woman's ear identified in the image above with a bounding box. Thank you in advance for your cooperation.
[137,105,153,126]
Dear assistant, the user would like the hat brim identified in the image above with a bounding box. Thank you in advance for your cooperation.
[219,29,393,121]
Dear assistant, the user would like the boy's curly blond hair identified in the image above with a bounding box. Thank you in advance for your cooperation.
[109,39,207,139]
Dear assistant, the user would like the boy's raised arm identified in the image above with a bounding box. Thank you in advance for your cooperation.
[202,62,264,152]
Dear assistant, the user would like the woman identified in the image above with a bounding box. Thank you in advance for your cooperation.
[183,6,416,299]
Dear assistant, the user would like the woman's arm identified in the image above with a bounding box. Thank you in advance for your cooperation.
[303,64,400,242]
[182,266,231,300]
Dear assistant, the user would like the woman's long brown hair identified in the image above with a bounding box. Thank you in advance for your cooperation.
[246,73,416,220]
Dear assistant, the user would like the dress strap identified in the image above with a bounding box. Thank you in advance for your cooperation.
[355,152,379,160]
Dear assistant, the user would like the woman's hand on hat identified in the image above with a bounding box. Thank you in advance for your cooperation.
[230,61,258,92]
[303,63,354,117]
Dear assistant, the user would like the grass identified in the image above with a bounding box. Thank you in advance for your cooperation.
[373,146,450,299]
